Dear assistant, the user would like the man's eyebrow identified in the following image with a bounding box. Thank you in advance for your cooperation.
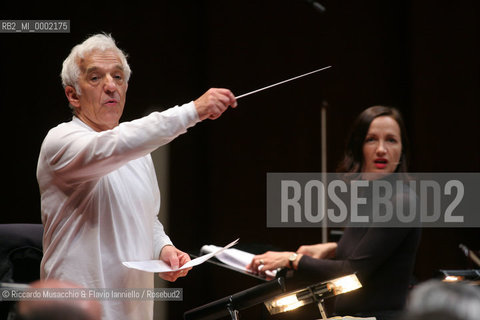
[85,65,124,74]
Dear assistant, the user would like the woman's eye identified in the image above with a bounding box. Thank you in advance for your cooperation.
[365,137,375,143]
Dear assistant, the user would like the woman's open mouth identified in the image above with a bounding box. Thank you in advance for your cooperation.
[374,158,388,169]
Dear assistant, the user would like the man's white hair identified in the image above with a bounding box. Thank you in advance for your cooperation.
[61,33,131,100]
[408,280,480,320]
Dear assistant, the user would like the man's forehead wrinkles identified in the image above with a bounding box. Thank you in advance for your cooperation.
[81,50,123,72]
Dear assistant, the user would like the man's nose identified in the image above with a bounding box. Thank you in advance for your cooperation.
[104,74,117,93]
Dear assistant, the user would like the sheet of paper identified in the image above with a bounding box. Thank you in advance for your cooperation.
[122,238,239,273]
[201,245,277,278]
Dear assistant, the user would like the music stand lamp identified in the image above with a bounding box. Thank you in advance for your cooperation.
[264,273,362,319]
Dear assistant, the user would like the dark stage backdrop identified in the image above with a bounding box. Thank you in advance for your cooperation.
[0,1,478,319]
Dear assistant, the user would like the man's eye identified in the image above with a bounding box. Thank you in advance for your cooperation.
[114,75,123,80]
[91,76,99,81]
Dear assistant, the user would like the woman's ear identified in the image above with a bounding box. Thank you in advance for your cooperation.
[65,86,80,108]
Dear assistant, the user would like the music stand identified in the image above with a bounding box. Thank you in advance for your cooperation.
[183,277,285,320]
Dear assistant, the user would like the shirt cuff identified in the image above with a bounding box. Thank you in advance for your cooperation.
[154,237,173,259]
[184,101,200,124]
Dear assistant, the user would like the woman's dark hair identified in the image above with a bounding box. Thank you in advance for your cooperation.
[337,106,409,174]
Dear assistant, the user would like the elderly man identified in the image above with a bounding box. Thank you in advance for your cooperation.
[36,34,237,320]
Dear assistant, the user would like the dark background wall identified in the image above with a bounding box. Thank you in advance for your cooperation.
[0,1,478,319]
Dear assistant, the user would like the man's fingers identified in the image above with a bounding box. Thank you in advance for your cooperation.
[158,268,190,282]
[214,91,231,106]
[194,88,237,120]
[178,259,191,270]
[209,114,221,120]
[179,268,190,277]
[216,89,237,108]
[158,247,192,282]
[225,90,237,108]
[158,272,175,282]
[168,254,180,270]
[178,253,191,266]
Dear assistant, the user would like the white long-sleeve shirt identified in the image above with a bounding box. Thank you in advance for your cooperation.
[37,102,200,320]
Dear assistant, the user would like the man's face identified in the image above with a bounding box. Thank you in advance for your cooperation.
[67,49,128,131]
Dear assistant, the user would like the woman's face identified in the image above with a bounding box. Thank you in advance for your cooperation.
[362,116,402,174]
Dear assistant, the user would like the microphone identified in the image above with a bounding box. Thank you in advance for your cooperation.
[304,0,326,13]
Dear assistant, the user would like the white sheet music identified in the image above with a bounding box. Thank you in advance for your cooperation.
[122,239,239,273]
[200,245,277,278]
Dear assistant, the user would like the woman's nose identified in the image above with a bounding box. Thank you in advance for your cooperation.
[376,142,387,155]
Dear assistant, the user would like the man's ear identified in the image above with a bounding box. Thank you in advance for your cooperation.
[65,86,80,108]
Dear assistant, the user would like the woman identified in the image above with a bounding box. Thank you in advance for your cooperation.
[247,106,421,320]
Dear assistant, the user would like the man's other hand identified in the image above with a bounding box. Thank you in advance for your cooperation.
[158,245,192,282]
